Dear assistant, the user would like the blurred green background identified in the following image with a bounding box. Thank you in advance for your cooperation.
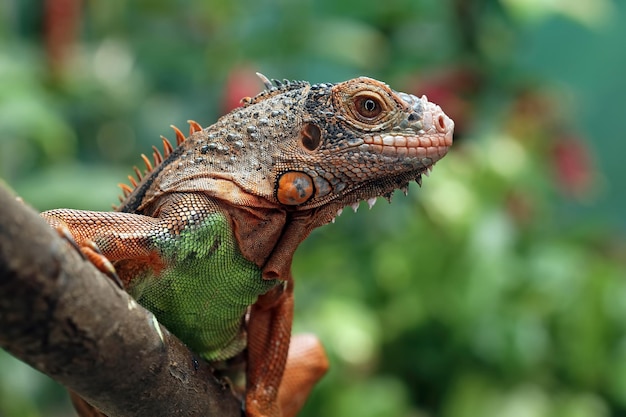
[1,0,626,416]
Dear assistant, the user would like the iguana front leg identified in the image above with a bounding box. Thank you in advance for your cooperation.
[246,279,329,417]
[246,283,293,417]
[42,209,161,287]
[279,334,329,417]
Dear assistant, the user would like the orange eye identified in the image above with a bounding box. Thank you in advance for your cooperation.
[354,95,383,119]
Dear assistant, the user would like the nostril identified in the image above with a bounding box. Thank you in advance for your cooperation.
[408,113,419,122]
[436,115,446,132]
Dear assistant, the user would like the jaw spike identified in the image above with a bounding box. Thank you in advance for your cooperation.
[401,184,409,196]
[187,120,203,135]
[367,197,377,210]
[416,175,423,187]
[127,175,138,188]
[383,192,393,203]
[141,154,153,172]
[118,183,133,197]
[152,146,163,165]
[256,72,273,90]
[133,166,143,181]
[161,136,174,156]
[351,202,359,213]
[170,125,186,145]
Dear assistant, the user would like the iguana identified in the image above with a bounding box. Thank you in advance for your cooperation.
[42,74,454,417]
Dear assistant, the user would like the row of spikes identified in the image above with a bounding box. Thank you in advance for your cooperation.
[242,73,308,106]
[256,72,308,90]
[115,120,204,204]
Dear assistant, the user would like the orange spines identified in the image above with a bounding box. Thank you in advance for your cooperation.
[152,145,163,165]
[170,125,186,146]
[133,166,143,181]
[141,154,153,172]
[161,135,174,156]
[188,120,203,135]
[117,119,202,205]
[127,175,138,188]
[118,183,133,197]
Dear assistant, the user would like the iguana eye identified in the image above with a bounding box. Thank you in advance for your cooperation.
[355,95,382,118]
[332,79,398,129]
[353,93,384,120]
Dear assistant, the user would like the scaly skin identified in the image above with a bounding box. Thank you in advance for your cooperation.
[42,74,454,417]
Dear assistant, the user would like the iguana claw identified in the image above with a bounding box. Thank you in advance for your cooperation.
[53,225,124,289]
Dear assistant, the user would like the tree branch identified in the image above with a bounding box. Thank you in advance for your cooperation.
[0,183,241,417]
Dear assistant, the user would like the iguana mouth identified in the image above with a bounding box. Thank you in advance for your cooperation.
[359,131,451,159]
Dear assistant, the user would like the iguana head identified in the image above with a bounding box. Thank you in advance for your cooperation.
[264,76,454,215]
[127,75,453,222]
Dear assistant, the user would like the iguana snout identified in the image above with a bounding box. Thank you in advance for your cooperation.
[358,91,453,164]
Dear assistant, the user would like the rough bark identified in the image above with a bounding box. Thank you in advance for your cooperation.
[0,184,241,417]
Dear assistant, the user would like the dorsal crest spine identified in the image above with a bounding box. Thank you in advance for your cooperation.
[241,73,309,106]
[114,120,203,208]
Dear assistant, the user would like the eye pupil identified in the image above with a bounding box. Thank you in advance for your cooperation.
[355,96,382,119]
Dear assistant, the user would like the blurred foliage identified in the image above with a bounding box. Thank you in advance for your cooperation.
[1,0,625,416]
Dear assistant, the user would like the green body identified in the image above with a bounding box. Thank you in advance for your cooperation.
[126,211,279,361]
